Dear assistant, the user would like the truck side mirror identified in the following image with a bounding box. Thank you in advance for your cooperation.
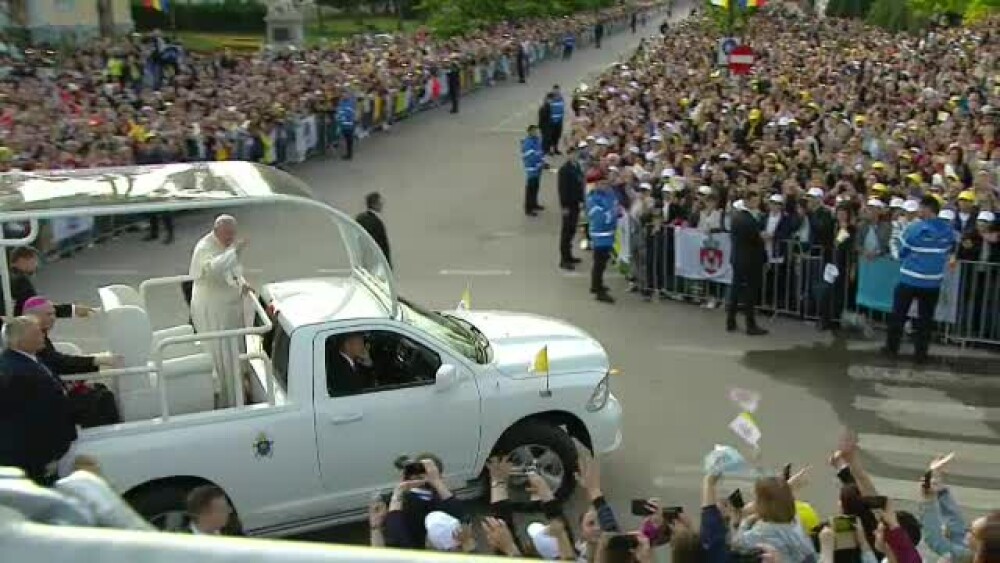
[434,364,459,392]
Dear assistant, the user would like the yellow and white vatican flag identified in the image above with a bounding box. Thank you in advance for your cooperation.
[729,412,762,448]
[456,285,472,312]
[530,345,549,376]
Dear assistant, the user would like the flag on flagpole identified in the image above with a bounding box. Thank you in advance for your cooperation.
[747,0,766,7]
[728,412,762,447]
[143,0,169,12]
[710,0,729,7]
[530,346,549,375]
[456,285,471,311]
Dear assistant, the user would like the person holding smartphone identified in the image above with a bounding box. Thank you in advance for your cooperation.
[815,516,879,563]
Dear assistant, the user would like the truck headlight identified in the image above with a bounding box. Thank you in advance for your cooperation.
[586,372,611,412]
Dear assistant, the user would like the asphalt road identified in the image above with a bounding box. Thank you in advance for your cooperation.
[30,6,999,550]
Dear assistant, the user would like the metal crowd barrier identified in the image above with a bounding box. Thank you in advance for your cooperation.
[27,13,642,262]
[638,226,1000,348]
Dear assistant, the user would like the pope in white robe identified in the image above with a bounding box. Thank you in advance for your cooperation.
[189,215,249,408]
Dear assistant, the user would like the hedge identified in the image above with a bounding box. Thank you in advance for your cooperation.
[132,0,267,33]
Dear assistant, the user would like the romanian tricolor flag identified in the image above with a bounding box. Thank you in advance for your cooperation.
[143,0,169,12]
[746,0,767,7]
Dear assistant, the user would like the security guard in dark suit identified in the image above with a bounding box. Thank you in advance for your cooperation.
[727,191,768,336]
[355,192,391,269]
[1,247,91,321]
[557,143,586,269]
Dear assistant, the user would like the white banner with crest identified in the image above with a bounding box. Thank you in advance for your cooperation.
[673,227,733,284]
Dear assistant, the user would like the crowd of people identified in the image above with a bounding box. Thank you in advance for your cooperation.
[529,6,999,352]
[0,5,644,175]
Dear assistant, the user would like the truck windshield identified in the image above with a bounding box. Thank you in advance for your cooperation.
[400,298,488,364]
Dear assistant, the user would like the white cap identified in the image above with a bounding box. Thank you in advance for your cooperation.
[867,199,886,208]
[661,184,676,193]
[698,185,713,196]
[595,137,610,146]
[527,522,562,560]
[977,210,996,222]
[719,153,732,160]
[661,167,676,178]
[836,195,851,203]
[889,197,905,209]
[938,209,956,221]
[733,199,746,211]
[651,134,663,142]
[778,116,791,127]
[608,166,619,173]
[807,187,825,198]
[645,151,659,161]
[585,135,596,141]
[424,512,461,551]
[769,194,785,203]
[903,199,920,213]
[577,140,589,148]
[638,182,652,191]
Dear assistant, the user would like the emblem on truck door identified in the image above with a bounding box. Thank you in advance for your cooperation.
[253,432,274,459]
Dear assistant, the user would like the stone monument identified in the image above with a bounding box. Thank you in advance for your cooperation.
[265,0,314,48]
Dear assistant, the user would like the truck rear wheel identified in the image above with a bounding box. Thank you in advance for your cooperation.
[494,420,580,503]
[129,482,243,535]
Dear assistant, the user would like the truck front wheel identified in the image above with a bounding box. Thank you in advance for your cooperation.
[494,420,580,503]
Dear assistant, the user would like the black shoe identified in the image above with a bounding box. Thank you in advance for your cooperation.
[569,256,582,264]
[746,326,769,336]
[595,292,615,303]
[880,346,899,359]
[525,210,538,217]
[559,261,575,271]
[533,205,546,211]
[913,353,931,365]
[726,320,738,332]
[590,285,610,294]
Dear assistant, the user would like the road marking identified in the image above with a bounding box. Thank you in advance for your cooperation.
[854,396,1000,423]
[870,476,1000,512]
[858,433,1000,464]
[847,364,1000,388]
[74,269,141,276]
[244,268,264,274]
[656,344,745,357]
[558,270,624,278]
[316,268,351,274]
[438,269,512,276]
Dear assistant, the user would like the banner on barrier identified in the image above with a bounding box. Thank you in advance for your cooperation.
[673,228,733,283]
[50,216,95,244]
[856,256,959,323]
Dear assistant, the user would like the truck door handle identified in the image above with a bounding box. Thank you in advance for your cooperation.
[329,412,363,425]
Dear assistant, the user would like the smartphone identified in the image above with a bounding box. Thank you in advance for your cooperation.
[402,461,425,479]
[862,496,888,510]
[922,470,932,491]
[662,506,684,521]
[607,533,640,551]
[783,463,792,481]
[729,489,745,511]
[832,516,856,533]
[631,499,656,516]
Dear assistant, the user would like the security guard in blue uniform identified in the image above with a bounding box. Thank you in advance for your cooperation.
[521,125,545,216]
[547,86,565,156]
[883,195,956,364]
[337,92,357,160]
[587,177,619,303]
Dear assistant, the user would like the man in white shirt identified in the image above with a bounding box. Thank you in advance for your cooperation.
[185,485,232,535]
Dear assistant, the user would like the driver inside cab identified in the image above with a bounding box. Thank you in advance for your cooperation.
[327,333,375,397]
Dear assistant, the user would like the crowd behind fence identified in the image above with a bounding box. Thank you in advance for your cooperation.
[5,15,634,260]
[633,226,1000,348]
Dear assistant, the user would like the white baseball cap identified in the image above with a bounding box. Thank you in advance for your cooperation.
[903,199,920,213]
[595,137,610,146]
[527,522,562,560]
[867,199,886,208]
[807,187,825,198]
[889,197,905,209]
[938,209,956,221]
[577,140,589,148]
[977,210,996,222]
[639,182,652,191]
[769,194,785,203]
[661,185,676,193]
[698,185,713,196]
[424,511,461,551]
[733,199,746,210]
[661,167,676,178]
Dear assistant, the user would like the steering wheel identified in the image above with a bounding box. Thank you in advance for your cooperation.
[395,338,417,368]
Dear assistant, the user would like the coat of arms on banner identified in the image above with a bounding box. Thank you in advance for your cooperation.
[700,236,724,275]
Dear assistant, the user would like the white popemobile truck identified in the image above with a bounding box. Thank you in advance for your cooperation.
[0,162,623,537]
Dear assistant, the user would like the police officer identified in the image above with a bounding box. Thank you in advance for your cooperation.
[558,142,586,269]
[446,58,461,114]
[562,32,576,60]
[547,85,565,156]
[337,90,357,160]
[520,125,545,216]
[587,175,619,303]
[883,195,956,364]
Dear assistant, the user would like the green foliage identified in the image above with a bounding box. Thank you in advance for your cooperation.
[132,0,267,33]
[704,3,756,34]
[416,0,617,37]
[826,0,875,19]
[865,0,921,31]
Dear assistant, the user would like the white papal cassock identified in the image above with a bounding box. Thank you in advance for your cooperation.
[189,232,246,407]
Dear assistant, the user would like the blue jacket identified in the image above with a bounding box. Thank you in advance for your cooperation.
[587,188,619,250]
[563,34,576,48]
[549,96,565,123]
[521,135,544,178]
[336,96,356,129]
[898,217,955,289]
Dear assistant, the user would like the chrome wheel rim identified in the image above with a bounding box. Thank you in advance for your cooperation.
[149,509,187,531]
[508,443,565,492]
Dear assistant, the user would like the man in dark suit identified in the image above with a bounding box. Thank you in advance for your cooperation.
[23,296,120,376]
[0,316,78,483]
[727,191,768,336]
[356,192,392,269]
[557,143,586,270]
[1,247,94,320]
[326,333,373,397]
